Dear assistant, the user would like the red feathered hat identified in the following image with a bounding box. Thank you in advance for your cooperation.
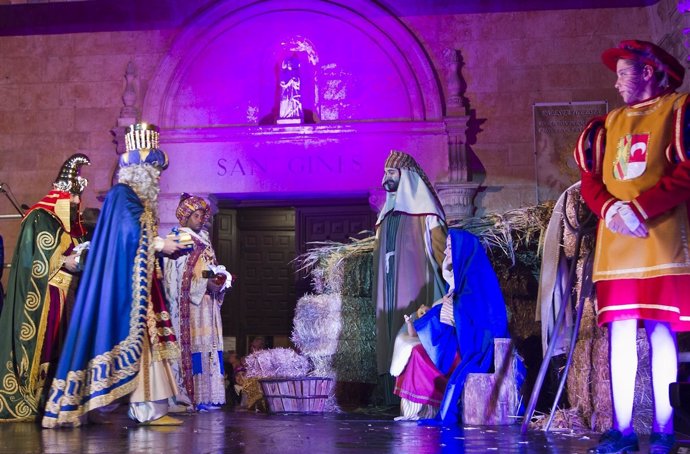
[601,39,685,89]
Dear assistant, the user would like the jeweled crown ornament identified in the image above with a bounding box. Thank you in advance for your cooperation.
[119,122,168,170]
[125,122,159,151]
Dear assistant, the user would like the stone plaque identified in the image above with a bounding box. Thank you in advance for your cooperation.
[533,101,608,202]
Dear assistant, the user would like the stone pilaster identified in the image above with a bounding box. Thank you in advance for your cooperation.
[435,116,479,223]
[436,182,479,222]
[112,61,139,156]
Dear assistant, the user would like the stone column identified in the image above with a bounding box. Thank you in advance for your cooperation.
[434,48,479,223]
[436,117,479,223]
[443,48,462,114]
[111,61,139,156]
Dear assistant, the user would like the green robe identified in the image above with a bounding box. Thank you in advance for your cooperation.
[0,208,79,421]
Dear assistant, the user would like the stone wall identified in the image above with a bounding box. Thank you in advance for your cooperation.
[0,1,682,284]
[401,7,653,212]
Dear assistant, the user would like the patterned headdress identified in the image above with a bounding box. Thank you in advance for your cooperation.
[176,193,211,224]
[53,153,90,195]
[119,123,168,170]
[384,150,442,208]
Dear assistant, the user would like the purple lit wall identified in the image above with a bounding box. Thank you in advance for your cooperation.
[137,0,449,228]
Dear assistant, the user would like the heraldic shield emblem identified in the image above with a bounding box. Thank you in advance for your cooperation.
[613,133,649,180]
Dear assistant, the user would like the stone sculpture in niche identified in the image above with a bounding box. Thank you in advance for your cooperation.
[277,55,304,124]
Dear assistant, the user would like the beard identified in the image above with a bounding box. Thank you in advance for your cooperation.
[70,203,80,223]
[382,179,399,192]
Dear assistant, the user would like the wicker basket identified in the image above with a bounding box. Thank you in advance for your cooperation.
[259,377,333,413]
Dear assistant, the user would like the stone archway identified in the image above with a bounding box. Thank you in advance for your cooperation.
[142,0,444,126]
[134,0,459,233]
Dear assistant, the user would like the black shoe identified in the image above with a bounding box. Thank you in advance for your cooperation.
[648,432,675,454]
[587,429,640,453]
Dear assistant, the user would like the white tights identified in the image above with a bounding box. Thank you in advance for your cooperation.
[609,319,677,434]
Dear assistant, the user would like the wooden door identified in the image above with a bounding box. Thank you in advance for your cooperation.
[295,204,376,296]
[214,200,374,355]
[214,208,239,345]
[215,207,296,355]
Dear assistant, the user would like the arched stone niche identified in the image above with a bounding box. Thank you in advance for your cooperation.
[139,0,454,225]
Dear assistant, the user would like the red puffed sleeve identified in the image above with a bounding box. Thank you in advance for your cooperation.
[629,95,690,221]
[574,115,618,219]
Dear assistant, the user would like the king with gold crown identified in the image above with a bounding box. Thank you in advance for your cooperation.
[42,123,189,428]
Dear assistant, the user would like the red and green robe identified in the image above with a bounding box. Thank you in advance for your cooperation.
[0,191,84,421]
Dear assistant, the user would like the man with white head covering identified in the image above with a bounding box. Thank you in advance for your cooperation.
[373,150,447,400]
[164,193,231,413]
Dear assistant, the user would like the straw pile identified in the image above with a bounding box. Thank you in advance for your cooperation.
[244,348,312,379]
[450,203,553,341]
[241,347,313,412]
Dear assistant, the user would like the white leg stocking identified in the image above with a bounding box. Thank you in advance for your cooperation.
[644,320,677,434]
[609,319,637,434]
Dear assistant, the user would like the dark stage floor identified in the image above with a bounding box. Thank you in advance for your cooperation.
[2,407,688,454]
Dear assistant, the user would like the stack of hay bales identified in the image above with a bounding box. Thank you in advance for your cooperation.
[292,241,377,408]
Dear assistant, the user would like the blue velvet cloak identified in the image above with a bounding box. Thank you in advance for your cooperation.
[42,184,151,427]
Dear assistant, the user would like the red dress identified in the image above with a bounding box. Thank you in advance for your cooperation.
[394,344,459,406]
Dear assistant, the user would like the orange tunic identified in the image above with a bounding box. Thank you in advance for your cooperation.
[575,92,690,330]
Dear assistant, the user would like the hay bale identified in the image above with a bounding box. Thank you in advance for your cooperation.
[292,294,343,356]
[505,295,540,340]
[307,354,336,378]
[563,225,654,435]
[631,334,653,435]
[340,296,376,340]
[562,186,596,259]
[291,294,377,384]
[322,253,374,297]
[488,252,540,341]
[567,337,594,426]
[570,327,653,434]
[333,338,377,383]
[335,296,377,383]
[590,334,612,431]
[341,253,374,297]
[295,236,375,296]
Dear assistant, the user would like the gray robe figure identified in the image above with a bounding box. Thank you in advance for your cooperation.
[373,151,447,377]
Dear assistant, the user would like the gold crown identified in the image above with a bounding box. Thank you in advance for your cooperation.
[125,123,160,151]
